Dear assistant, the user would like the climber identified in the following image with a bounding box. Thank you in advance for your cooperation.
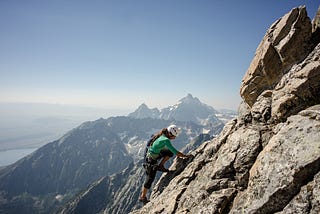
[139,124,193,204]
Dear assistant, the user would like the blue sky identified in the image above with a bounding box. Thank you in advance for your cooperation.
[0,0,319,112]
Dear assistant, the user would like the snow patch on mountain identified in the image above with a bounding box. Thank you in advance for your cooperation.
[129,94,236,127]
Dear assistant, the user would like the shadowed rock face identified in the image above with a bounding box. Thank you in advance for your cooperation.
[240,6,315,107]
[131,6,320,214]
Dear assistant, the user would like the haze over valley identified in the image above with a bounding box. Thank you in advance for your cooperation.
[0,103,130,166]
[0,95,236,166]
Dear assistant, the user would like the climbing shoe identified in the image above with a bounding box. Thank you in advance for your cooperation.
[139,197,149,205]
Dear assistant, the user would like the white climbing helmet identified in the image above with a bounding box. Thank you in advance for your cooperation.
[167,124,181,137]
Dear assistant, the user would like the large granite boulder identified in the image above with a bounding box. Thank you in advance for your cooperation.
[131,5,320,214]
[240,6,314,107]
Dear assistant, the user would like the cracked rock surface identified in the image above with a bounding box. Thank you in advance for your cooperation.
[131,6,320,214]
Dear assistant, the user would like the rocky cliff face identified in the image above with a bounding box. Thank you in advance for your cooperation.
[131,6,320,214]
[59,133,211,214]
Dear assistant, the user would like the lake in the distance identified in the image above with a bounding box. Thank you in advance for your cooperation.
[0,148,37,167]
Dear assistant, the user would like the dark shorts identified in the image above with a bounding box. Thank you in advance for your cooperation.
[159,149,174,158]
[143,149,174,189]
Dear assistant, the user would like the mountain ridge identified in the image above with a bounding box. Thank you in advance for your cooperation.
[131,5,320,214]
[129,93,230,127]
[3,5,318,213]
[0,95,228,213]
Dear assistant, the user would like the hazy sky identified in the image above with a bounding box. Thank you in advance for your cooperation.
[0,0,319,112]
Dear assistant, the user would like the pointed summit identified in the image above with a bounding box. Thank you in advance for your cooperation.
[160,94,220,125]
[137,103,149,111]
[179,93,201,105]
[128,103,160,119]
[128,94,224,127]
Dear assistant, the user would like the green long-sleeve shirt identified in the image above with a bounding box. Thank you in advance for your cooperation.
[148,135,178,156]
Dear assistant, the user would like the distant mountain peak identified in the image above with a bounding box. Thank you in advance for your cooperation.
[129,94,224,127]
[128,103,160,119]
[137,103,149,110]
[178,93,201,105]
[185,93,194,99]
